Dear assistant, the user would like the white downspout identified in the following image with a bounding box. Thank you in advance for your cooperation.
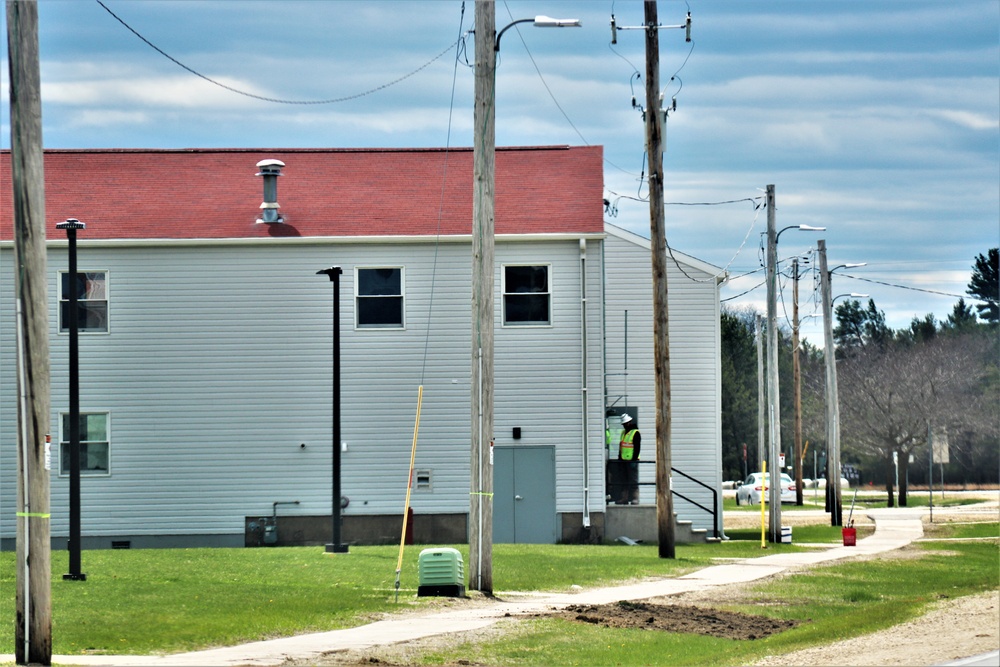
[579,239,591,529]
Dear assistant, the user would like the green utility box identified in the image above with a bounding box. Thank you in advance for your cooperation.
[417,547,465,597]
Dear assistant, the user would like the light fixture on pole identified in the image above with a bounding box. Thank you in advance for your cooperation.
[56,218,87,582]
[317,266,348,554]
[495,15,581,50]
[833,292,869,304]
[469,3,580,593]
[764,188,824,542]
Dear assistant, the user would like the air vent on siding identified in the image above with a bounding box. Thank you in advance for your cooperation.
[255,159,285,223]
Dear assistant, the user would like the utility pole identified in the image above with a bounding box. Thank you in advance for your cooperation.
[7,1,53,663]
[643,0,675,559]
[764,184,782,542]
[469,0,495,593]
[792,258,804,506]
[817,240,843,526]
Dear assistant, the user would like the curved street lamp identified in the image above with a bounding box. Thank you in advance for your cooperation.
[470,6,580,593]
[765,193,825,538]
[833,292,869,304]
[495,15,581,50]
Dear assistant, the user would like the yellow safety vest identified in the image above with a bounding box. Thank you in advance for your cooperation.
[620,429,638,461]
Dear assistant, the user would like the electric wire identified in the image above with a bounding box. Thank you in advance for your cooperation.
[498,1,637,178]
[664,197,764,284]
[395,0,468,603]
[96,0,458,105]
[839,274,974,301]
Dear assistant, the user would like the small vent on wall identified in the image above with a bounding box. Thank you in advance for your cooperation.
[111,540,131,550]
[415,470,432,491]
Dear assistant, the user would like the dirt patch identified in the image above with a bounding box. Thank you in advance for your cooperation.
[550,599,796,640]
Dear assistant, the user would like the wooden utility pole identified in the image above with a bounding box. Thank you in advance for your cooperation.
[7,1,53,663]
[469,0,495,593]
[817,240,843,526]
[643,0,675,559]
[792,258,804,506]
[764,184,782,542]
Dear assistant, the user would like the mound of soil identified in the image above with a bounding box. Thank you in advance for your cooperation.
[552,600,797,641]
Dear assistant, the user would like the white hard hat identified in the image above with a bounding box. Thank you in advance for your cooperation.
[620,413,632,425]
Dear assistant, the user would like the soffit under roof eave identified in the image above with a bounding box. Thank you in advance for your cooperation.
[19,231,607,250]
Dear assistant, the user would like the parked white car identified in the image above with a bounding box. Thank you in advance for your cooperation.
[736,472,795,505]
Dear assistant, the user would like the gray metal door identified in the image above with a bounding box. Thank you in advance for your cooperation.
[493,447,556,543]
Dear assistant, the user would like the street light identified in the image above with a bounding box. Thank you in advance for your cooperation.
[469,6,580,593]
[777,224,826,242]
[833,292,869,304]
[316,266,348,554]
[817,246,867,526]
[56,218,87,582]
[495,15,581,50]
[764,189,824,541]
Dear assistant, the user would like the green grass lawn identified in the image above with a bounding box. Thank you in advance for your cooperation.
[0,537,816,656]
[0,522,994,658]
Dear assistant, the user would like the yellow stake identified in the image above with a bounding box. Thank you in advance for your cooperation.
[395,385,424,601]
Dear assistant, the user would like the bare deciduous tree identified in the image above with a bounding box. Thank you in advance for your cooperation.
[837,332,995,506]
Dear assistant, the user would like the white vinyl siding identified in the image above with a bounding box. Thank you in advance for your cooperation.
[1,227,718,543]
[602,225,724,531]
[0,236,607,540]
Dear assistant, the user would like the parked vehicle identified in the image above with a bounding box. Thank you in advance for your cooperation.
[735,472,795,505]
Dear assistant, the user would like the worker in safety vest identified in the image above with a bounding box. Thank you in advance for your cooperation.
[618,413,641,504]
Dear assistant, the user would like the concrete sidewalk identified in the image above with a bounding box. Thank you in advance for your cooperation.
[16,508,928,667]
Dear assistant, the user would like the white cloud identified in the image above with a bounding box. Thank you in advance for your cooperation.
[927,109,998,131]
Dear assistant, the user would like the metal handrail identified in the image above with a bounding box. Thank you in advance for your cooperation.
[670,466,721,539]
[606,460,721,539]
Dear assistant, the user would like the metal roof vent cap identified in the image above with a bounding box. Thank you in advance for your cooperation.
[256,159,285,223]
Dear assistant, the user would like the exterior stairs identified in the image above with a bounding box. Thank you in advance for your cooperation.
[604,504,720,544]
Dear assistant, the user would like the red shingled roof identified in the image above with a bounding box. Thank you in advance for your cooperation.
[0,146,604,241]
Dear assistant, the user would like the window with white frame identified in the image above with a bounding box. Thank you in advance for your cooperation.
[59,271,108,333]
[60,412,110,476]
[503,264,551,325]
[356,267,404,329]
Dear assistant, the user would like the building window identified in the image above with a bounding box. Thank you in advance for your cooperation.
[503,264,550,325]
[60,412,110,476]
[356,267,404,329]
[59,271,108,333]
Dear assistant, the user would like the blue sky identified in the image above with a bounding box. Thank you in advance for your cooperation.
[4,0,998,345]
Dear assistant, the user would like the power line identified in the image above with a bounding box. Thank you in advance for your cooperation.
[96,0,457,105]
[840,274,974,301]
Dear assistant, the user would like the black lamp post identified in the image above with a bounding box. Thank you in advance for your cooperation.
[57,218,87,581]
[317,267,348,553]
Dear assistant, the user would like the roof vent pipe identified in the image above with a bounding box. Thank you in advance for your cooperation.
[256,159,285,223]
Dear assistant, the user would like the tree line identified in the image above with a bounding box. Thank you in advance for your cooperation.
[721,248,998,506]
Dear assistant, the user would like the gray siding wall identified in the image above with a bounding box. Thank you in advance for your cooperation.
[602,227,724,530]
[0,236,605,542]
